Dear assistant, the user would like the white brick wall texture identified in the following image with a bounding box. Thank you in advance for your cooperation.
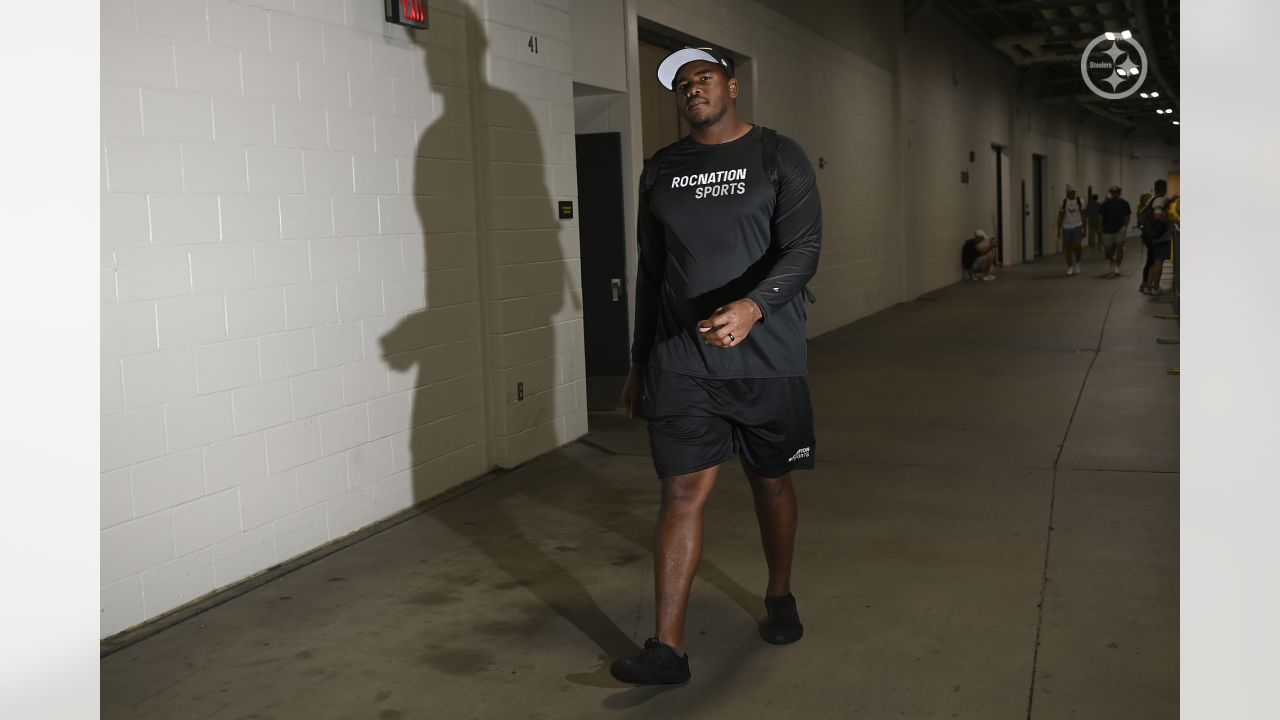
[102,0,585,638]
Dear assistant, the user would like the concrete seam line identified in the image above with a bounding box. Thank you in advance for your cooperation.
[1024,283,1123,720]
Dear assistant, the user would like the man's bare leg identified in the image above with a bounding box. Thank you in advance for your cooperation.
[743,464,798,597]
[1148,259,1165,292]
[654,466,720,652]
[744,464,804,644]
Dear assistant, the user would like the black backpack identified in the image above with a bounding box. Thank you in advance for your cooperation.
[1137,200,1169,245]
[640,127,816,304]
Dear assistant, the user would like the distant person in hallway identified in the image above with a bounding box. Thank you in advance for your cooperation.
[1058,184,1086,275]
[1139,179,1177,295]
[612,46,822,685]
[1136,191,1155,292]
[961,230,997,281]
[1086,192,1102,252]
[1099,186,1132,277]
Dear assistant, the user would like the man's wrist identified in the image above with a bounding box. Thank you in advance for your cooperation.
[743,297,764,323]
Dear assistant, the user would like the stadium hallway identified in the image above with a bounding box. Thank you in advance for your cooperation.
[102,252,1178,720]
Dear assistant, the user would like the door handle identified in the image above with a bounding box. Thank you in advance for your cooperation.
[610,277,622,302]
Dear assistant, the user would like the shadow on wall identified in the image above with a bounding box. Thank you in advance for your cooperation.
[381,2,582,491]
[377,2,645,682]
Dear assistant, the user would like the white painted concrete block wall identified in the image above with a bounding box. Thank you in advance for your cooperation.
[101,0,585,637]
[476,0,587,467]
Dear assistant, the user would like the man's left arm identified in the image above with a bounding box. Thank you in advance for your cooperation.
[701,138,822,347]
[750,139,822,319]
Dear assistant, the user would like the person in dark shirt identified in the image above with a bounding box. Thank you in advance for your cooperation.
[1098,186,1132,277]
[961,230,997,281]
[610,47,821,685]
[1086,193,1103,252]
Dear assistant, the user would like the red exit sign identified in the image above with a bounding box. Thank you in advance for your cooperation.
[385,0,427,29]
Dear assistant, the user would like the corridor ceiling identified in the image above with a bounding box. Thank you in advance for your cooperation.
[912,0,1180,131]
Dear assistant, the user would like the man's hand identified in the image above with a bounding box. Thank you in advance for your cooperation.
[698,298,762,349]
[621,364,645,418]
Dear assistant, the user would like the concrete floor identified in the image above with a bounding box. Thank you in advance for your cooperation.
[102,253,1179,719]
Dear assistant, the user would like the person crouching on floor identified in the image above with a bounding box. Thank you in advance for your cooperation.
[962,230,997,281]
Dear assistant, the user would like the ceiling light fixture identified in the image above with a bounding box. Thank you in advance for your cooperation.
[1121,30,1133,40]
[1172,121,1180,126]
[1105,31,1117,40]
[1150,91,1160,98]
[1140,92,1150,98]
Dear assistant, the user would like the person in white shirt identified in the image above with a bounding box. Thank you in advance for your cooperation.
[1057,184,1086,275]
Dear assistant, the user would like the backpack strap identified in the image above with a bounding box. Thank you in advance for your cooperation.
[761,126,816,304]
[761,126,782,196]
[640,144,674,195]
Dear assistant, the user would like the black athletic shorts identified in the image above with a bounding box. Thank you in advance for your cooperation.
[642,367,816,479]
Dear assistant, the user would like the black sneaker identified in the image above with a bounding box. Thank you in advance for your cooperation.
[761,593,804,645]
[609,638,691,684]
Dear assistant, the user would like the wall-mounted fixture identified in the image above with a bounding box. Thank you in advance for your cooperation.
[385,0,428,29]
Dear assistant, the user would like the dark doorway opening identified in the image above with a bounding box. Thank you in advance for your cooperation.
[1033,153,1046,258]
[575,132,630,409]
[1021,179,1028,263]
[993,145,1005,266]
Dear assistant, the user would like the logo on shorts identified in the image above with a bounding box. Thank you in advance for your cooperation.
[788,447,811,463]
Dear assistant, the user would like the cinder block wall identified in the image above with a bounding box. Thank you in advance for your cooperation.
[100,0,584,637]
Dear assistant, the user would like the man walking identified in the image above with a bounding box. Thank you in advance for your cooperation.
[1058,184,1086,275]
[1099,185,1132,277]
[1140,179,1177,294]
[1086,192,1103,253]
[611,46,822,685]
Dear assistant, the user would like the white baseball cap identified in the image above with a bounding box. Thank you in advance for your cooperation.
[657,47,735,91]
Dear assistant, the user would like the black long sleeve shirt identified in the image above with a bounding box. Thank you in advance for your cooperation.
[631,125,822,378]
